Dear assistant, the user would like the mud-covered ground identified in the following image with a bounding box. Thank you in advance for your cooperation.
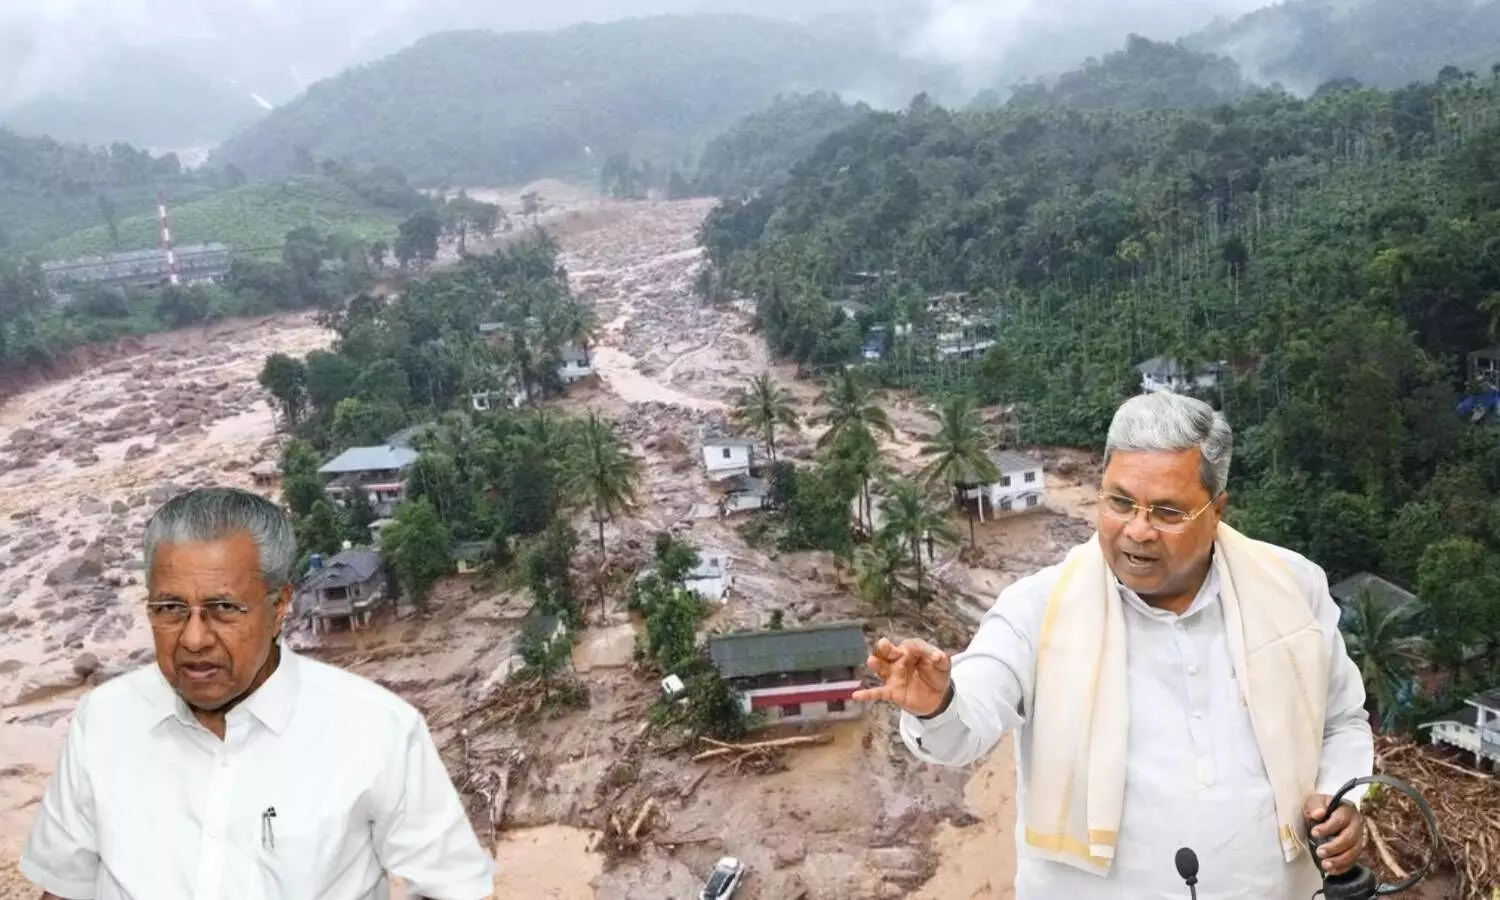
[0,188,1102,899]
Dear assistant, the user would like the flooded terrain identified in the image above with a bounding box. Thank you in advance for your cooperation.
[0,188,1103,899]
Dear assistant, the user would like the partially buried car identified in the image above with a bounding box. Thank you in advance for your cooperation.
[699,856,745,900]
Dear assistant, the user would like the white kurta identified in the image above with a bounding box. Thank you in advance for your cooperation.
[22,647,496,900]
[902,541,1373,900]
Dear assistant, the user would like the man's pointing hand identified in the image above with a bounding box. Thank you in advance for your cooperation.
[852,637,952,717]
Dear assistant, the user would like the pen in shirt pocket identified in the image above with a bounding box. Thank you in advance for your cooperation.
[261,807,277,851]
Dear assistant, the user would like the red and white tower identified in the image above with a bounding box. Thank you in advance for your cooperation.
[156,192,181,287]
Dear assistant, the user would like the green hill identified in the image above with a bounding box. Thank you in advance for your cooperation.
[211,15,948,186]
[40,175,408,260]
[694,92,873,196]
[0,128,214,257]
[1006,35,1248,110]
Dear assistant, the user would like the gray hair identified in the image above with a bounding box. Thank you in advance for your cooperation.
[1104,393,1233,497]
[143,487,298,590]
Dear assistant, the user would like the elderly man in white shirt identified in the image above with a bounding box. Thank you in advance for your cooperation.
[855,392,1374,899]
[21,487,496,900]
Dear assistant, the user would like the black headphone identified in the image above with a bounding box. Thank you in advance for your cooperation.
[1308,774,1442,899]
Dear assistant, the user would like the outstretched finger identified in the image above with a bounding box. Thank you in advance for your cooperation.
[870,637,903,663]
[866,654,894,681]
[851,685,893,704]
[898,639,948,669]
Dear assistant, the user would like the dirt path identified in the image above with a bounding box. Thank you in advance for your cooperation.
[0,192,1099,900]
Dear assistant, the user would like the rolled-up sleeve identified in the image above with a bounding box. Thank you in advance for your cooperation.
[20,696,100,899]
[373,716,496,900]
[898,576,1041,768]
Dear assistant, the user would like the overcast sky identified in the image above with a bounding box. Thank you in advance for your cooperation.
[0,0,1275,110]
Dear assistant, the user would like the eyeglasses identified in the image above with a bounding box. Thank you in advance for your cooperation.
[145,599,254,630]
[1097,492,1217,534]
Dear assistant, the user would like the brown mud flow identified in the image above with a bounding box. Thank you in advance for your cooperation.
[1,192,1109,899]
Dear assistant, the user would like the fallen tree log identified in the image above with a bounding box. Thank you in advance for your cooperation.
[691,733,834,762]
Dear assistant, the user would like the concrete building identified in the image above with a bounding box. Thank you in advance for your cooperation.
[708,623,868,728]
[700,428,755,482]
[1135,356,1226,394]
[1422,688,1500,769]
[956,450,1046,521]
[295,549,387,635]
[319,444,419,517]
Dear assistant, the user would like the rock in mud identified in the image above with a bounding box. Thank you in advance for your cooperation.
[45,554,105,586]
[72,652,101,679]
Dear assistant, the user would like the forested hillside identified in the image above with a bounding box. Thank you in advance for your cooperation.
[210,16,947,186]
[1190,0,1500,91]
[694,93,873,196]
[0,129,211,257]
[1004,36,1248,110]
[0,128,433,262]
[701,70,1500,700]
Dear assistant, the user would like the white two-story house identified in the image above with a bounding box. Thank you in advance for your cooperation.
[959,450,1046,521]
[700,428,754,482]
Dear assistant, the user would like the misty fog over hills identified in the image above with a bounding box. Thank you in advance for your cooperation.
[1,0,1497,157]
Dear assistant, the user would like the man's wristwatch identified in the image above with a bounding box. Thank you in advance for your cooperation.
[917,681,955,719]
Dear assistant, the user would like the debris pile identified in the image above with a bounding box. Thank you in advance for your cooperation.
[601,796,660,858]
[1367,737,1500,897]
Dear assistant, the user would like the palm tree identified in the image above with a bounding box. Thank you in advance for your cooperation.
[880,480,960,603]
[824,426,887,535]
[730,374,800,463]
[919,394,999,548]
[855,530,910,614]
[1342,587,1425,730]
[568,412,640,556]
[813,368,893,449]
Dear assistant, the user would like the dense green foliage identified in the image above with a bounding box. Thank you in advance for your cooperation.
[0,225,372,376]
[268,237,633,613]
[0,130,431,262]
[0,128,207,257]
[210,16,943,186]
[703,68,1500,722]
[1005,36,1247,111]
[695,92,872,196]
[1189,0,1500,91]
[39,168,425,261]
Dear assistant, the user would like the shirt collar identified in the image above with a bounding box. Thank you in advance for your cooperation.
[145,643,301,736]
[1114,560,1221,620]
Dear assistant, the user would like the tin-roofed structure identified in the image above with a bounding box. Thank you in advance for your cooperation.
[319,444,419,517]
[1328,572,1417,613]
[294,549,387,634]
[42,243,231,294]
[708,622,867,728]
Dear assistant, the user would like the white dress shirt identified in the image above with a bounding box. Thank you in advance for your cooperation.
[902,541,1373,900]
[21,646,496,900]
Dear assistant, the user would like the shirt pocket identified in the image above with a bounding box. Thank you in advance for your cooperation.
[249,809,340,900]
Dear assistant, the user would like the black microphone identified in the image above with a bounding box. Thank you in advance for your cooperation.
[1175,847,1199,900]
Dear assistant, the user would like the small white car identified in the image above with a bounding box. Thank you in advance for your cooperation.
[699,856,746,900]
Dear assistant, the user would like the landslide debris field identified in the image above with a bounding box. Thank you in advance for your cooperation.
[0,191,1108,899]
